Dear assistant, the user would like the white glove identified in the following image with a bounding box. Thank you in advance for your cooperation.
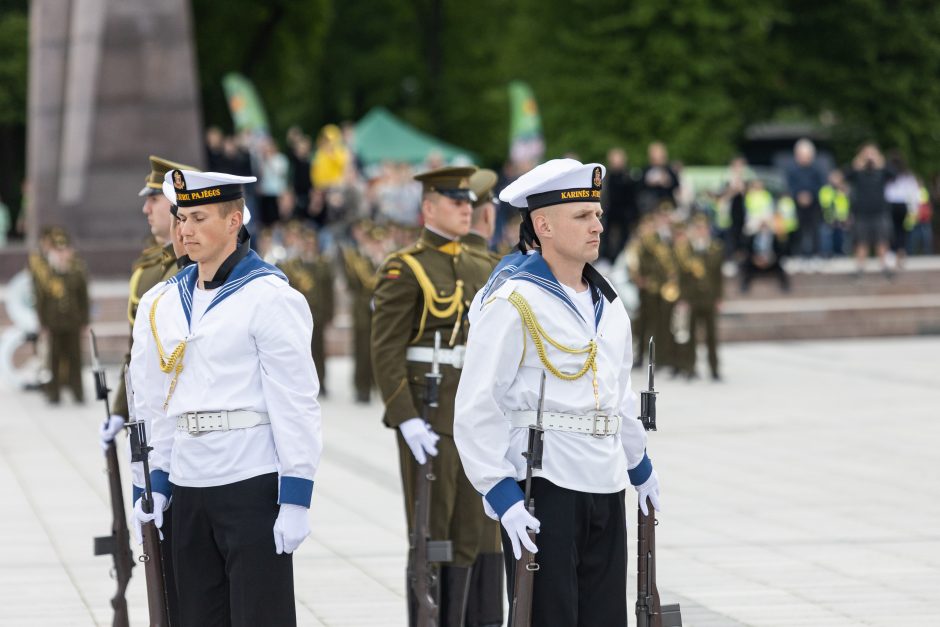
[482,496,499,521]
[399,418,439,464]
[99,414,125,451]
[273,503,311,554]
[501,501,540,560]
[636,470,662,516]
[132,492,168,544]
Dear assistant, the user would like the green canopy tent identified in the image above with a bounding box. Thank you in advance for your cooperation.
[353,107,477,166]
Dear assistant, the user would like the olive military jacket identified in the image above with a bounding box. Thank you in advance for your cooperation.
[111,243,178,419]
[33,258,89,332]
[371,228,492,435]
[676,240,724,307]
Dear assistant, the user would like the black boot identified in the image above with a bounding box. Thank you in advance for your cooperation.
[441,566,472,626]
[466,553,505,627]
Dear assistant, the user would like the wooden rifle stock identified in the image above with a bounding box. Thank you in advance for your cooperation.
[636,497,662,627]
[140,518,170,627]
[636,338,682,627]
[509,503,538,627]
[510,372,546,627]
[409,332,451,627]
[97,441,133,627]
[124,366,171,626]
[90,330,133,627]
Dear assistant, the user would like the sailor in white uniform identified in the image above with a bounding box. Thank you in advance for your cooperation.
[131,170,322,627]
[454,159,662,626]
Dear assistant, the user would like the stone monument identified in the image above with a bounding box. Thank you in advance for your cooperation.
[26,0,203,271]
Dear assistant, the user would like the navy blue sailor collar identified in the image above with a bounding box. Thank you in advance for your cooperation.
[511,252,617,329]
[167,247,287,330]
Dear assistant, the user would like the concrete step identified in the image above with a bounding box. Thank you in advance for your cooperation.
[726,258,940,300]
[719,293,940,342]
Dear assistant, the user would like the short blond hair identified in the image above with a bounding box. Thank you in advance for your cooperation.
[217,199,244,218]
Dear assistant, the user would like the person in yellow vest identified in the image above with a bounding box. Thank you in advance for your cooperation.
[371,166,496,625]
[908,183,934,255]
[818,170,851,258]
[774,194,799,256]
[311,124,349,190]
[744,178,775,236]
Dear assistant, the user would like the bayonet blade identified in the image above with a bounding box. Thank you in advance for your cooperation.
[89,329,102,372]
[123,365,137,422]
[431,331,441,376]
[536,370,546,427]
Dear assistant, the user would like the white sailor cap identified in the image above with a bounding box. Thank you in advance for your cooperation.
[162,170,256,225]
[499,158,605,211]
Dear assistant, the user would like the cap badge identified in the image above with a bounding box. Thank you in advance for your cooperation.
[592,166,603,189]
[173,170,186,190]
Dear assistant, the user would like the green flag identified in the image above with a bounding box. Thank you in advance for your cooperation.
[508,81,544,163]
[222,72,269,134]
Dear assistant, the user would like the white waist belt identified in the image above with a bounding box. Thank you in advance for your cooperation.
[509,410,621,437]
[176,410,270,435]
[406,345,465,369]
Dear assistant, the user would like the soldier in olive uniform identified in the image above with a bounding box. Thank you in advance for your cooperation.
[462,169,502,265]
[679,216,724,380]
[633,210,680,369]
[371,167,497,626]
[279,224,335,393]
[458,168,505,627]
[107,156,199,426]
[33,227,89,404]
[341,220,380,403]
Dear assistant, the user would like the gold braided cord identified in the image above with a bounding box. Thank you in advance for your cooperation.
[149,290,186,410]
[508,292,597,382]
[127,266,144,325]
[398,253,464,345]
[343,248,378,291]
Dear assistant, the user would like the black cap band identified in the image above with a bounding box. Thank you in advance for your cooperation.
[526,187,601,210]
[175,183,244,207]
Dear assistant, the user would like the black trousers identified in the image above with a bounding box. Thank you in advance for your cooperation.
[161,505,180,625]
[171,473,295,627]
[501,479,627,627]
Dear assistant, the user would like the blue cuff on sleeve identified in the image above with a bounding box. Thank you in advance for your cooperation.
[484,477,525,519]
[132,485,143,504]
[279,476,314,507]
[628,452,653,486]
[150,470,172,499]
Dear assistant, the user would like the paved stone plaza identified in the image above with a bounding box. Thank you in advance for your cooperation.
[1,338,938,626]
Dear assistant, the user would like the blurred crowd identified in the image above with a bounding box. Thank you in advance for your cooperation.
[598,139,935,281]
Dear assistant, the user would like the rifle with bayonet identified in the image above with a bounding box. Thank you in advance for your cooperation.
[409,331,453,627]
[509,370,546,627]
[636,338,682,627]
[90,330,133,627]
[125,366,170,627]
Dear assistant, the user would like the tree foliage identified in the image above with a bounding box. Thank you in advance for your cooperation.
[0,8,27,125]
[3,0,940,191]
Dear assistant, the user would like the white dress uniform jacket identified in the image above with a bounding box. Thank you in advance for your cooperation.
[130,250,322,507]
[454,252,651,518]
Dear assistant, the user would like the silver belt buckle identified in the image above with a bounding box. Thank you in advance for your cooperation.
[451,345,465,370]
[592,413,611,437]
[185,412,200,434]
